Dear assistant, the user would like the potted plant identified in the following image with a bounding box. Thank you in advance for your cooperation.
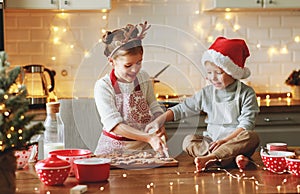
[285,69,300,100]
[0,51,45,194]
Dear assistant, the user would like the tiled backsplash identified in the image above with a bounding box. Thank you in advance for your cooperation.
[4,0,300,98]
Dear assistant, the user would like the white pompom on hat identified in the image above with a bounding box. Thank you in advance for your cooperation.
[201,36,251,79]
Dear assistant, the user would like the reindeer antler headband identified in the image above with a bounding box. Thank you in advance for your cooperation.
[108,21,151,58]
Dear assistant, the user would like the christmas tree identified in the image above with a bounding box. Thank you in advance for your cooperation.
[0,51,45,154]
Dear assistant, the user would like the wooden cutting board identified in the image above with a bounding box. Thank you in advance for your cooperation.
[95,151,179,169]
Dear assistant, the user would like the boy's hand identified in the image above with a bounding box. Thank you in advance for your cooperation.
[209,139,227,152]
[145,121,160,133]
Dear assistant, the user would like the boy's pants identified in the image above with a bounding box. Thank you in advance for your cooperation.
[182,130,260,167]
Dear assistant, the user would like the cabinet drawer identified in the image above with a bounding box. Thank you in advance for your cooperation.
[255,125,300,147]
[165,114,207,130]
[256,112,300,126]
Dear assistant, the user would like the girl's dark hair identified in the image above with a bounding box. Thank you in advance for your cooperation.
[102,24,143,58]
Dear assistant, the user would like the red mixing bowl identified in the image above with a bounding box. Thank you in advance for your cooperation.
[74,158,111,183]
[286,155,300,177]
[49,149,92,176]
[260,149,295,173]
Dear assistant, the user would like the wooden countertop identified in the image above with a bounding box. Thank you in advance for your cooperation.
[258,98,300,113]
[28,98,300,122]
[16,151,300,194]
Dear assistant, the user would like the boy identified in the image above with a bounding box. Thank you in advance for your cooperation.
[146,37,260,172]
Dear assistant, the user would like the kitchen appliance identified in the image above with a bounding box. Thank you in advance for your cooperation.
[21,64,56,108]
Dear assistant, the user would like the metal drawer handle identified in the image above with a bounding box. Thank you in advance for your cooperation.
[256,0,261,4]
[264,117,291,122]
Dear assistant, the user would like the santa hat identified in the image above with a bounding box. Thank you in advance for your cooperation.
[201,37,251,79]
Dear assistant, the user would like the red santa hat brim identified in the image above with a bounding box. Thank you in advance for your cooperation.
[202,49,251,79]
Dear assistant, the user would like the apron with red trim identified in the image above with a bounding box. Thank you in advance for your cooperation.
[94,70,153,155]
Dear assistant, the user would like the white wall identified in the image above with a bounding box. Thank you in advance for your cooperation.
[4,0,300,98]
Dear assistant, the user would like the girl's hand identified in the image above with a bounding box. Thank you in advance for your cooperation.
[209,139,227,152]
[156,126,167,139]
[148,134,164,155]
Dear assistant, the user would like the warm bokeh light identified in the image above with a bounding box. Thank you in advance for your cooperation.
[53,37,60,44]
[53,26,59,32]
[215,23,224,31]
[233,24,240,31]
[207,36,214,43]
[225,13,232,20]
[280,46,288,54]
[268,47,277,56]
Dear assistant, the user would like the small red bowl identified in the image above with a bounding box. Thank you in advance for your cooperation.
[74,158,111,183]
[260,149,295,173]
[35,154,71,186]
[49,149,92,176]
[285,156,300,177]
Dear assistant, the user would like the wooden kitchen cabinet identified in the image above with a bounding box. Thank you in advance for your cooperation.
[254,111,300,147]
[165,114,207,156]
[263,0,300,8]
[5,0,56,9]
[203,0,300,11]
[5,0,111,10]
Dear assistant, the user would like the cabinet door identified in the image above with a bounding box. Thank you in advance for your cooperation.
[264,0,300,8]
[215,0,262,8]
[203,0,262,10]
[5,0,58,9]
[59,0,111,10]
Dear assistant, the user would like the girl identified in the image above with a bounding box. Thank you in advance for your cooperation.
[146,37,260,172]
[94,21,166,156]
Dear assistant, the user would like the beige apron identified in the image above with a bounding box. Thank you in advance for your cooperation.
[206,81,241,142]
[94,70,153,155]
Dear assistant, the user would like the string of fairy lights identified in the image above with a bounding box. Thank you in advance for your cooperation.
[194,10,300,56]
[48,9,300,72]
[49,10,109,63]
[18,168,300,193]
[0,94,26,152]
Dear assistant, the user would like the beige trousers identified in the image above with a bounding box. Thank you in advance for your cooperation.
[182,130,260,167]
